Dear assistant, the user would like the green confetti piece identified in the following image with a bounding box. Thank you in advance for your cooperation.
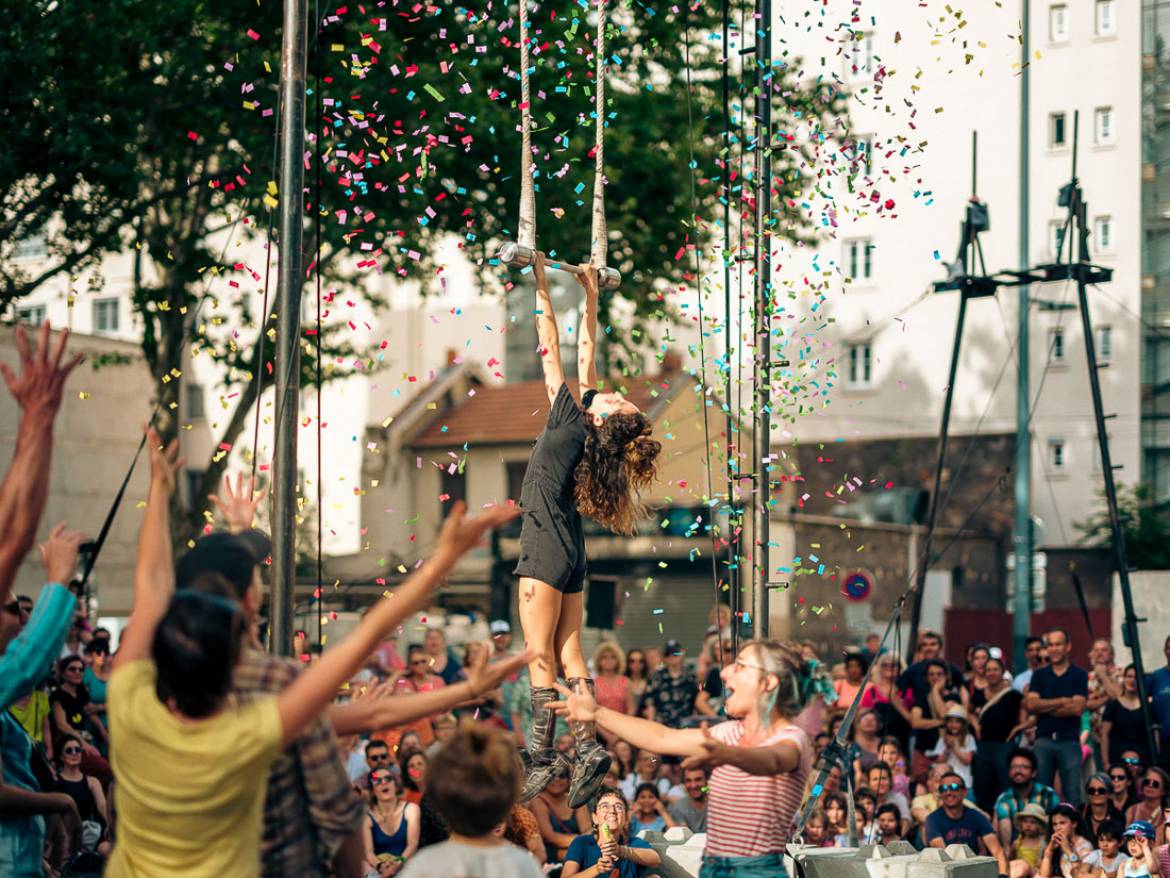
[424,83,445,102]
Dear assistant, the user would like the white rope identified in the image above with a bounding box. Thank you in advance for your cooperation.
[590,0,608,268]
[518,0,536,250]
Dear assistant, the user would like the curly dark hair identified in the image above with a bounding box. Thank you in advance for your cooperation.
[574,410,661,535]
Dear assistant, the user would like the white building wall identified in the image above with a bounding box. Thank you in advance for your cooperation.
[771,0,1139,551]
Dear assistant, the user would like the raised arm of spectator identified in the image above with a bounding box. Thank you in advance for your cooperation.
[116,427,182,666]
[554,689,804,777]
[0,524,81,710]
[0,324,83,603]
[531,254,565,406]
[576,264,599,394]
[329,648,533,736]
[276,502,519,749]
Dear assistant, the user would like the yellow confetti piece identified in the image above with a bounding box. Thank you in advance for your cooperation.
[78,391,90,400]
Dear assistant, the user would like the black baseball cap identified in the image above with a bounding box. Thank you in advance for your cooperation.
[176,530,271,599]
[664,639,685,656]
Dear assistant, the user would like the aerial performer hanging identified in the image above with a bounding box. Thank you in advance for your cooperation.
[499,0,662,807]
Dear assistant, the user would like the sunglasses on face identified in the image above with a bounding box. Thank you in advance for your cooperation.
[368,753,389,762]
[1143,779,1163,789]
[1111,774,1128,781]
[1124,757,1141,765]
[66,665,83,673]
[62,746,81,755]
[2,600,19,616]
[939,783,965,792]
[1087,787,1108,795]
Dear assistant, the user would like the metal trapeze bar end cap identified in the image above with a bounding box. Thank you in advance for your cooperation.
[498,241,535,268]
[598,266,622,290]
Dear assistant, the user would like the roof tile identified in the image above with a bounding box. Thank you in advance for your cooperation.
[409,377,676,448]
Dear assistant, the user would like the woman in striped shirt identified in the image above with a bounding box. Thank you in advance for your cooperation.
[554,640,820,878]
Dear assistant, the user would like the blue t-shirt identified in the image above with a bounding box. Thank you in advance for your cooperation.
[1029,663,1089,739]
[1147,667,1170,733]
[629,814,666,835]
[923,807,995,853]
[565,835,655,878]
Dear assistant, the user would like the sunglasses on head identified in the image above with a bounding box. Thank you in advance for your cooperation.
[939,782,964,792]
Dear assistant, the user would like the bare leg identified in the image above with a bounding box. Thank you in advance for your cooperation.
[517,576,571,800]
[553,591,588,680]
[517,577,564,688]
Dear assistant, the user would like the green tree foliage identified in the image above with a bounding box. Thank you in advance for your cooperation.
[1075,482,1170,570]
[1,0,850,541]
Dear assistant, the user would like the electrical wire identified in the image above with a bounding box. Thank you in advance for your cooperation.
[682,3,726,669]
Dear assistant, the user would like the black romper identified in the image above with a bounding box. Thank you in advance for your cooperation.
[513,383,589,594]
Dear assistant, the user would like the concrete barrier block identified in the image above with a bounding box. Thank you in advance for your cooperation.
[787,842,998,878]
[638,829,707,878]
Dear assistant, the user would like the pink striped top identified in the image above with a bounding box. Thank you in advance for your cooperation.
[704,720,812,858]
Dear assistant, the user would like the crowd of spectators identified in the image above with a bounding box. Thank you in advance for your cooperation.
[5,324,1170,878]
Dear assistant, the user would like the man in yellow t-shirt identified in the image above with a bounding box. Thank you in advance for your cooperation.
[105,659,282,878]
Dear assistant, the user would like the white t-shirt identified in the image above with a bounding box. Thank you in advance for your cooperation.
[400,840,543,878]
[1084,850,1129,876]
[925,734,976,788]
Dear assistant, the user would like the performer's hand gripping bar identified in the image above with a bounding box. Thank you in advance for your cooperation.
[497,241,622,291]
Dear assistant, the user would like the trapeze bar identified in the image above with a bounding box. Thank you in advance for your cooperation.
[497,241,623,290]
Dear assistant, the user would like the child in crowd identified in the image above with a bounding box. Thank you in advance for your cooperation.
[1119,822,1159,878]
[823,792,849,838]
[804,809,835,848]
[927,705,976,789]
[875,803,903,845]
[1010,804,1050,878]
[837,787,878,846]
[401,721,543,877]
[878,736,912,799]
[1083,821,1128,878]
[628,782,675,836]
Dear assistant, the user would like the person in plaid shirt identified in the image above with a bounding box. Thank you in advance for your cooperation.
[994,747,1060,852]
[642,640,699,729]
[183,478,365,878]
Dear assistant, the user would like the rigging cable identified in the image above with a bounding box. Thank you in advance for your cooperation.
[682,1,727,670]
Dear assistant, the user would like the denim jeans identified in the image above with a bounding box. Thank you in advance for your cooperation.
[700,851,787,878]
[1035,736,1083,805]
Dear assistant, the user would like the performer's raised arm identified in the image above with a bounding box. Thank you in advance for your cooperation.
[532,253,564,406]
[576,265,599,394]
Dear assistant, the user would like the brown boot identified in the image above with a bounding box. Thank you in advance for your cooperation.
[520,685,569,802]
[566,676,612,808]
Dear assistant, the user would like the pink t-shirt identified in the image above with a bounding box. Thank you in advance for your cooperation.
[705,720,812,858]
[861,685,912,710]
[593,674,629,714]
